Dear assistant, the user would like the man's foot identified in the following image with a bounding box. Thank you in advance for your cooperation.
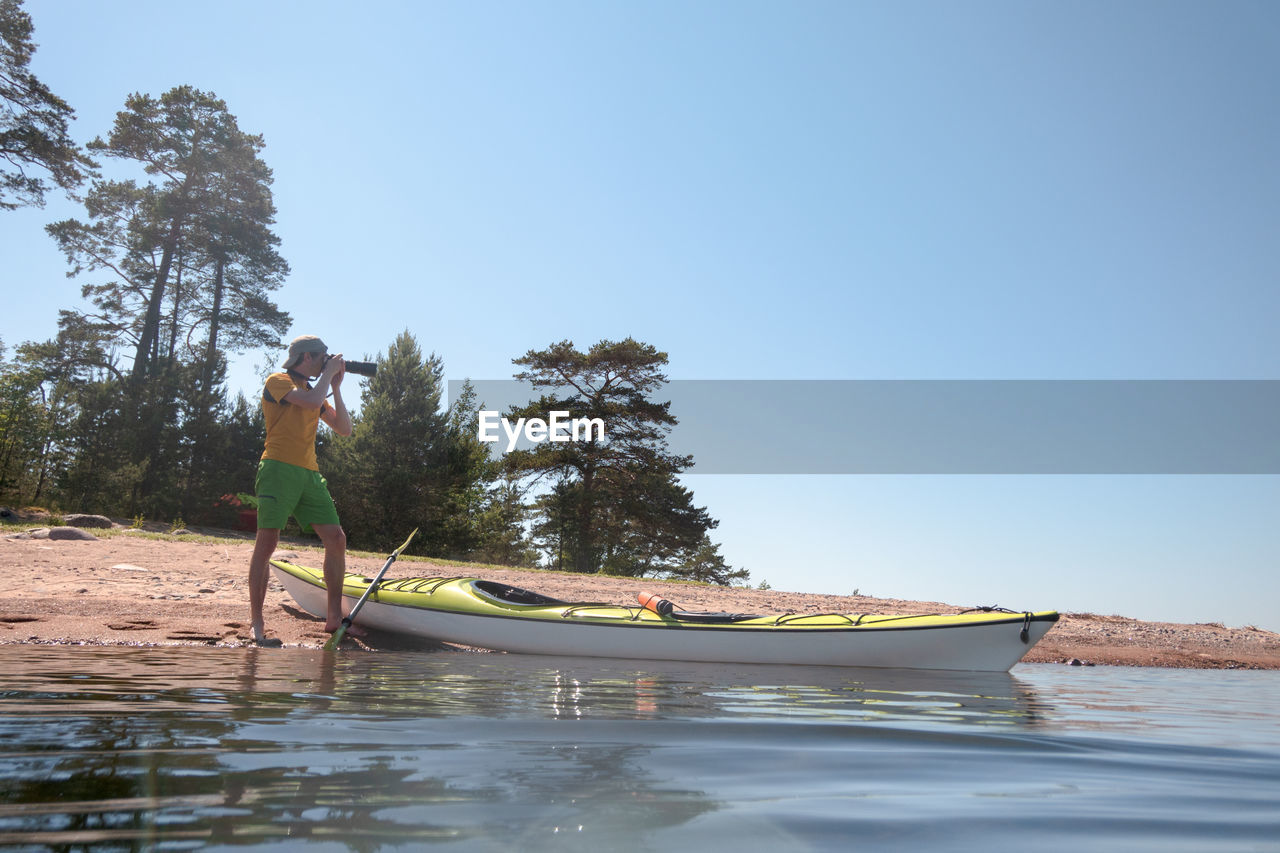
[252,626,284,647]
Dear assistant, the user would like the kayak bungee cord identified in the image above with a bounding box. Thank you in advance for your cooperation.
[960,606,1035,643]
[639,593,1037,635]
[380,576,462,595]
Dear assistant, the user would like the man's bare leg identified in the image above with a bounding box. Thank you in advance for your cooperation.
[249,527,283,646]
[313,524,360,635]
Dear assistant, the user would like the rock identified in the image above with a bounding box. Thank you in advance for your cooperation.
[11,527,52,539]
[48,526,99,541]
[64,514,113,529]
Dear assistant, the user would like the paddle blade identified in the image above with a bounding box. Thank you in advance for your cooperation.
[323,617,351,651]
[395,527,420,555]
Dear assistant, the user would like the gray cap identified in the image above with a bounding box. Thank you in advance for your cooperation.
[283,335,327,369]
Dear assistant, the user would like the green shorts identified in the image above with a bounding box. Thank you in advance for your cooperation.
[255,459,340,532]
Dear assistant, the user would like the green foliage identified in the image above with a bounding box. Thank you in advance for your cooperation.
[0,0,96,210]
[590,466,719,579]
[641,534,749,587]
[173,367,265,524]
[0,353,45,500]
[528,476,583,571]
[3,323,264,522]
[0,317,112,506]
[465,474,540,568]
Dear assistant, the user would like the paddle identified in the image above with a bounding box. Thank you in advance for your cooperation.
[323,528,418,650]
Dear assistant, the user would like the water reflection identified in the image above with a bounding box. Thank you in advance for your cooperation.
[513,658,1049,730]
[0,646,1051,849]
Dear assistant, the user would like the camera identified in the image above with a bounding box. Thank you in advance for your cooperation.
[323,355,377,377]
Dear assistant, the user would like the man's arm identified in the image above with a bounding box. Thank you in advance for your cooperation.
[281,357,352,436]
[280,376,334,409]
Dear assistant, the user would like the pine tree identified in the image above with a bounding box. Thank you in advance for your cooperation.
[48,86,289,383]
[504,338,742,582]
[0,0,95,210]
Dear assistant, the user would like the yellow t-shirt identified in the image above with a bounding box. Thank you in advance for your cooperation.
[260,371,330,471]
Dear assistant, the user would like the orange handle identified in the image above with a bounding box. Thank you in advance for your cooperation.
[637,592,674,617]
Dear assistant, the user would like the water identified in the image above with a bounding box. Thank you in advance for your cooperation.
[0,647,1276,852]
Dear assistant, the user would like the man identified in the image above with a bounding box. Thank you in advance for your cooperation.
[248,334,353,646]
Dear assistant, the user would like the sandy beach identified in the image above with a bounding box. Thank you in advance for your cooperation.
[2,520,1277,669]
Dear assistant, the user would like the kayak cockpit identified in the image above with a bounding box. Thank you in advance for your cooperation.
[471,580,569,607]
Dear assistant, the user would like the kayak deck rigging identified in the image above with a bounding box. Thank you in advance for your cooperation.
[335,570,1037,631]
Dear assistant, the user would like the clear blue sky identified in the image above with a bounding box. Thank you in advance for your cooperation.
[4,1,1277,629]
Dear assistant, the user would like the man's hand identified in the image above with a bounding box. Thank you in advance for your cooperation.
[323,354,346,390]
[319,354,353,436]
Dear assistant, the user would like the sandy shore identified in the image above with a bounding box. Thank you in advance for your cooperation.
[2,524,1277,669]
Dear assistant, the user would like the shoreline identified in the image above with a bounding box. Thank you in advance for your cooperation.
[3,524,1278,669]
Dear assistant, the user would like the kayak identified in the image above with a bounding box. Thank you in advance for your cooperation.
[269,560,1058,671]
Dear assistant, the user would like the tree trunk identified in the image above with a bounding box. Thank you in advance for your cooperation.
[131,220,180,382]
[202,255,224,394]
[166,245,185,370]
[575,466,596,573]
